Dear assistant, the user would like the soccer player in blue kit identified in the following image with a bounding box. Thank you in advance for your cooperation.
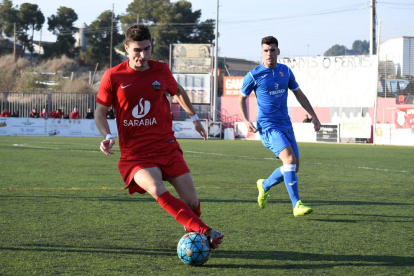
[238,36,321,216]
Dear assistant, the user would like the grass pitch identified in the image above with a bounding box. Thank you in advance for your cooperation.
[0,137,413,275]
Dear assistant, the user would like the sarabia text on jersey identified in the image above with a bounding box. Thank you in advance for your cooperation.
[97,60,179,158]
[241,63,299,130]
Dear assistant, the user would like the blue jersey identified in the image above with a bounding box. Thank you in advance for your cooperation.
[241,63,299,130]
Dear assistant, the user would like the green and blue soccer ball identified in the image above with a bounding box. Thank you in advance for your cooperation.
[177,232,211,266]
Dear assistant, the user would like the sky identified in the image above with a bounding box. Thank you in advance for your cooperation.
[11,0,414,62]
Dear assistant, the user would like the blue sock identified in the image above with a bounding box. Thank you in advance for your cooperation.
[283,164,300,208]
[263,166,284,192]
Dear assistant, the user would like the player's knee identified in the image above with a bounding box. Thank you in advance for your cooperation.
[185,198,199,210]
[145,182,167,198]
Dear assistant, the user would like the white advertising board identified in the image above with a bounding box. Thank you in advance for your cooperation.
[173,120,207,139]
[279,55,378,108]
[0,118,118,137]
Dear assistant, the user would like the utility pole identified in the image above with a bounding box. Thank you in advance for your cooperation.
[110,3,114,68]
[13,23,16,61]
[370,0,377,55]
[373,20,381,145]
[137,14,139,24]
[213,0,219,122]
[38,29,42,61]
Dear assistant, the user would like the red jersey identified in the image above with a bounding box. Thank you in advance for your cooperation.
[97,60,179,158]
[0,112,11,117]
[51,111,63,118]
[70,111,80,119]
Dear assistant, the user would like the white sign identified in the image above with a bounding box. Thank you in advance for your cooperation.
[0,118,118,137]
[279,55,378,108]
[173,73,211,104]
[173,120,207,139]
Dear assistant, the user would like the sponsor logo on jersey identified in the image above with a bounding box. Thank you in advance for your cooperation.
[132,98,151,119]
[121,84,132,89]
[152,80,161,91]
[125,98,157,127]
[123,118,157,127]
[260,74,267,80]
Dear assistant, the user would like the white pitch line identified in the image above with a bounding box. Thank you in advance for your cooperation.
[13,144,101,153]
[183,150,412,174]
[12,144,412,174]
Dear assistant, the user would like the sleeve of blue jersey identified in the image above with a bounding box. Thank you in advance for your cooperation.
[287,67,300,91]
[241,72,255,97]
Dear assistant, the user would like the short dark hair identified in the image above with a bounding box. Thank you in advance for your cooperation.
[125,24,152,45]
[261,36,278,47]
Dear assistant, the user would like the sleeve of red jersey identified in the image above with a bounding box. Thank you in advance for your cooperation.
[163,64,178,96]
[96,70,114,107]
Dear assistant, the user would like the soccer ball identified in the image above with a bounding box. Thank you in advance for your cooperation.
[177,232,211,266]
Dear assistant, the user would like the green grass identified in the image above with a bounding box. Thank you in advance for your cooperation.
[1,137,413,275]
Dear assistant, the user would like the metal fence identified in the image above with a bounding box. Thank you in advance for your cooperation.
[0,92,212,120]
[0,92,97,118]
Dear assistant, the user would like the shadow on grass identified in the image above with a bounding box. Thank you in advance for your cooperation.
[0,194,154,202]
[212,250,414,268]
[1,195,412,207]
[2,244,413,269]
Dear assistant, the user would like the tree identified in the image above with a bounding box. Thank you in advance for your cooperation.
[324,44,346,56]
[325,40,370,56]
[43,7,78,59]
[16,3,44,59]
[120,0,215,61]
[82,10,124,69]
[0,0,17,39]
[352,40,369,55]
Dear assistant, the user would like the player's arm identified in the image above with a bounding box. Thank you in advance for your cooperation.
[238,93,257,133]
[292,88,321,131]
[95,103,116,155]
[173,84,206,141]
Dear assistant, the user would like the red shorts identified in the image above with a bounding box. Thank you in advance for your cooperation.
[118,148,190,195]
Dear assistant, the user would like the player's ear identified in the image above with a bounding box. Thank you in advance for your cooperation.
[277,48,281,55]
[124,44,128,53]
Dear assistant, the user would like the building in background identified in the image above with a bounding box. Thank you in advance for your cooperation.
[75,23,88,50]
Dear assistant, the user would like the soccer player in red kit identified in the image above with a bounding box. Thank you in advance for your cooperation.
[94,24,224,249]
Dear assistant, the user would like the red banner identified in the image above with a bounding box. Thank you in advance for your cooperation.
[395,108,414,129]
[223,77,244,97]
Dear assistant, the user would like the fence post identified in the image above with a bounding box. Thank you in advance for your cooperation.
[47,93,52,114]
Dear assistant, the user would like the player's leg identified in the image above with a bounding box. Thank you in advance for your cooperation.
[279,141,312,216]
[167,173,223,248]
[278,146,300,207]
[133,167,168,198]
[166,172,200,215]
[133,168,210,235]
[256,128,288,208]
[262,166,284,192]
[134,166,223,248]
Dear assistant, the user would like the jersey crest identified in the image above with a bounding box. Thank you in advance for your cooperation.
[279,72,284,77]
[152,80,161,91]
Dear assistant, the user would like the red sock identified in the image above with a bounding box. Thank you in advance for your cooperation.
[157,191,210,234]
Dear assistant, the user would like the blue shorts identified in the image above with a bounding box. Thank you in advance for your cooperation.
[259,127,299,159]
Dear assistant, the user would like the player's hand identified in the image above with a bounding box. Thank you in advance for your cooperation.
[312,118,321,132]
[193,120,206,141]
[100,138,116,155]
[245,121,257,133]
